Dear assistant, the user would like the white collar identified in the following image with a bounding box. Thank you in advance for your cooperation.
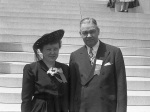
[86,40,100,55]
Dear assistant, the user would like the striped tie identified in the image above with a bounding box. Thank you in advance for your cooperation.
[89,47,94,65]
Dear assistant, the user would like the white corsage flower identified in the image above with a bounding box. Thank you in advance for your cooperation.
[47,67,59,76]
[47,67,67,83]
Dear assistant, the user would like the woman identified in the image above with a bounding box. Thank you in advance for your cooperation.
[107,0,139,12]
[21,29,69,112]
[119,0,140,12]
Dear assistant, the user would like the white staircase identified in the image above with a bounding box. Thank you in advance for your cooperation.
[0,0,150,112]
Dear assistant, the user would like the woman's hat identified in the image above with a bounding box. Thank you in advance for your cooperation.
[33,29,64,50]
[33,29,64,61]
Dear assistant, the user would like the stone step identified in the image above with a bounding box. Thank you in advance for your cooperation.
[0,16,80,25]
[0,28,80,37]
[0,2,108,8]
[1,18,150,28]
[0,43,150,56]
[0,74,150,91]
[0,2,80,7]
[0,62,150,77]
[1,21,150,30]
[126,66,150,77]
[0,8,81,15]
[0,3,80,10]
[0,104,21,112]
[0,104,150,112]
[1,14,150,25]
[82,11,150,20]
[0,33,150,43]
[0,12,81,19]
[127,106,150,112]
[127,77,150,90]
[0,0,107,4]
[0,26,150,36]
[0,74,22,88]
[0,4,113,13]
[0,22,79,30]
[0,3,111,10]
[1,11,150,22]
[0,87,149,105]
[0,0,79,4]
[82,15,150,25]
[0,52,150,66]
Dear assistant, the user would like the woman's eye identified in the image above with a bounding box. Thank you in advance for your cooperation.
[54,48,58,51]
[47,49,51,51]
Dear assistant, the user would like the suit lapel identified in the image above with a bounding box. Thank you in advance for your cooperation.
[96,41,110,64]
[79,46,93,85]
[83,41,110,85]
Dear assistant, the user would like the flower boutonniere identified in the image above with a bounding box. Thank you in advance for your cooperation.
[47,67,67,83]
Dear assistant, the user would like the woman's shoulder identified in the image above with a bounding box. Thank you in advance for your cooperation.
[23,61,39,71]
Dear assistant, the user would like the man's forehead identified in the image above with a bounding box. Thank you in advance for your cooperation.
[80,23,97,30]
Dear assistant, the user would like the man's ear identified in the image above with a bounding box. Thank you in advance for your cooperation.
[97,27,100,34]
[79,31,82,35]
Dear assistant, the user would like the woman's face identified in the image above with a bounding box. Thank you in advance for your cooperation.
[41,43,60,62]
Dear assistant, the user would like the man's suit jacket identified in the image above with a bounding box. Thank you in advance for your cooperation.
[69,41,127,112]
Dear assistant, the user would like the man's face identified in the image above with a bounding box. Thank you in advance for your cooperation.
[80,23,99,47]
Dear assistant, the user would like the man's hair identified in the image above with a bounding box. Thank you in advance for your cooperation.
[80,17,98,27]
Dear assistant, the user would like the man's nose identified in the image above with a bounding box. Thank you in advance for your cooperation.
[87,33,92,37]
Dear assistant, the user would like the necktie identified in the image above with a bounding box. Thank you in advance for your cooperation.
[89,47,94,65]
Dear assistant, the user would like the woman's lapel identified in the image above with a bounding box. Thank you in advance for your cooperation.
[39,60,49,72]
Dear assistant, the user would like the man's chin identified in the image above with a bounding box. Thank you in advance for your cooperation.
[86,43,94,47]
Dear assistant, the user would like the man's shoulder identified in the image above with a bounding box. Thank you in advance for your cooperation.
[71,46,85,54]
[102,41,120,51]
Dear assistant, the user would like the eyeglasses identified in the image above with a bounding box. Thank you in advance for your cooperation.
[80,29,97,37]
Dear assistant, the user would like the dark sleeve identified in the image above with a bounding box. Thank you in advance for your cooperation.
[115,48,127,112]
[61,64,69,112]
[21,64,35,112]
[68,53,77,112]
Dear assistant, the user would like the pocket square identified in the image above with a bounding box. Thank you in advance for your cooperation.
[104,62,113,66]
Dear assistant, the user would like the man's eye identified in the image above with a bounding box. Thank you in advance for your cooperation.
[90,30,96,34]
[82,31,88,35]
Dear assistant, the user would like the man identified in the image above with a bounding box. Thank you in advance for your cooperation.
[69,18,127,112]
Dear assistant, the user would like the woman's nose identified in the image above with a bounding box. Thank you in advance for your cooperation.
[50,50,54,54]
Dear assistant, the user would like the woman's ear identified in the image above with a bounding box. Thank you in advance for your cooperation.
[59,40,62,48]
